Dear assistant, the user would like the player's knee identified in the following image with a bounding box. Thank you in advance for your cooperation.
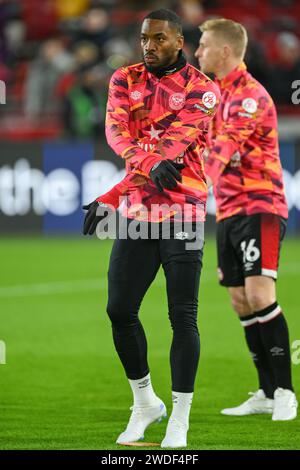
[106,300,137,327]
[246,291,272,313]
[106,302,121,324]
[168,303,198,332]
[230,292,250,317]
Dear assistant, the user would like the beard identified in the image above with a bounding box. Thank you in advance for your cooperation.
[143,61,160,72]
[142,51,179,72]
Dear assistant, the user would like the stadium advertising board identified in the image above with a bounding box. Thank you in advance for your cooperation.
[0,140,299,234]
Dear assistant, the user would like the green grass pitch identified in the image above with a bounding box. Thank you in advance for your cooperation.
[0,236,299,450]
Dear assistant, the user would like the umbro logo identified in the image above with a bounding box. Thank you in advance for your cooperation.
[138,378,150,389]
[172,394,178,403]
[244,262,254,271]
[270,346,285,356]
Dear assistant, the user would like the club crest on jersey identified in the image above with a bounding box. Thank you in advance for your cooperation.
[242,97,257,113]
[169,93,185,110]
[202,91,217,109]
[130,90,142,101]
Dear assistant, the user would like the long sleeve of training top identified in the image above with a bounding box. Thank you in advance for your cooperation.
[105,64,220,176]
[97,172,147,209]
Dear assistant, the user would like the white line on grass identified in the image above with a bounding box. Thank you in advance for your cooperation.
[0,275,197,298]
[0,278,107,298]
[0,263,298,299]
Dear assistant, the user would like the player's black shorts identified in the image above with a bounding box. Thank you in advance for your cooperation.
[216,213,287,287]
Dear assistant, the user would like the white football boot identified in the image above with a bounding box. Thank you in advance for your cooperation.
[161,417,188,448]
[116,399,167,444]
[221,389,274,416]
[272,388,298,421]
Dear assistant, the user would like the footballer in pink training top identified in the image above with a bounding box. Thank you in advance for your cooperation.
[83,9,220,448]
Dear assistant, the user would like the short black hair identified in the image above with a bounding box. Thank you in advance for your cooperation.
[143,9,183,35]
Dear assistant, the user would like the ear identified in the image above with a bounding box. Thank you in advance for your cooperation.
[222,44,231,60]
[177,35,184,51]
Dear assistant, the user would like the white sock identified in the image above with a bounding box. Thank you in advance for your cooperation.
[170,391,193,427]
[128,373,159,407]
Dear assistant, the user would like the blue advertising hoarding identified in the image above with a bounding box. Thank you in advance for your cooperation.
[0,139,299,235]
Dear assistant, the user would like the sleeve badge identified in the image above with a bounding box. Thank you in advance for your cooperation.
[242,97,257,113]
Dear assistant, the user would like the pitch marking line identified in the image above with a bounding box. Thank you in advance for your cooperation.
[0,279,106,298]
[0,263,298,298]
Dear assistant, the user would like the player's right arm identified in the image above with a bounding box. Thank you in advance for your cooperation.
[105,67,163,176]
[105,67,185,192]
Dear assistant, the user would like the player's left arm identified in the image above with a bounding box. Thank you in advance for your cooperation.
[82,172,148,235]
[205,89,267,184]
[96,172,146,208]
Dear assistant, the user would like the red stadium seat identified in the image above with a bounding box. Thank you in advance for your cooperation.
[21,0,59,40]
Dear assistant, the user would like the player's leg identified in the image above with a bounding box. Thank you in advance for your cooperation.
[245,275,295,412]
[243,214,297,421]
[220,286,275,415]
[106,231,166,443]
[159,226,203,447]
[229,285,275,399]
[107,236,159,381]
[218,217,275,416]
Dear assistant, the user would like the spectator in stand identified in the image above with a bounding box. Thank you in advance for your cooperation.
[24,37,74,118]
[270,32,300,105]
[4,18,26,65]
[103,37,134,69]
[177,0,206,65]
[62,62,109,139]
[0,1,9,81]
[0,0,8,64]
[245,37,271,90]
[70,7,114,61]
[56,40,99,98]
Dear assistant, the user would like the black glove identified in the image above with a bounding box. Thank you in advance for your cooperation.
[82,200,111,235]
[149,159,185,192]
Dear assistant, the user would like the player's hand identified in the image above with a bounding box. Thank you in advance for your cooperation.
[149,159,185,192]
[82,200,112,235]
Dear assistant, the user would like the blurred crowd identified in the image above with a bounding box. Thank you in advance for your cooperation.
[0,0,300,139]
